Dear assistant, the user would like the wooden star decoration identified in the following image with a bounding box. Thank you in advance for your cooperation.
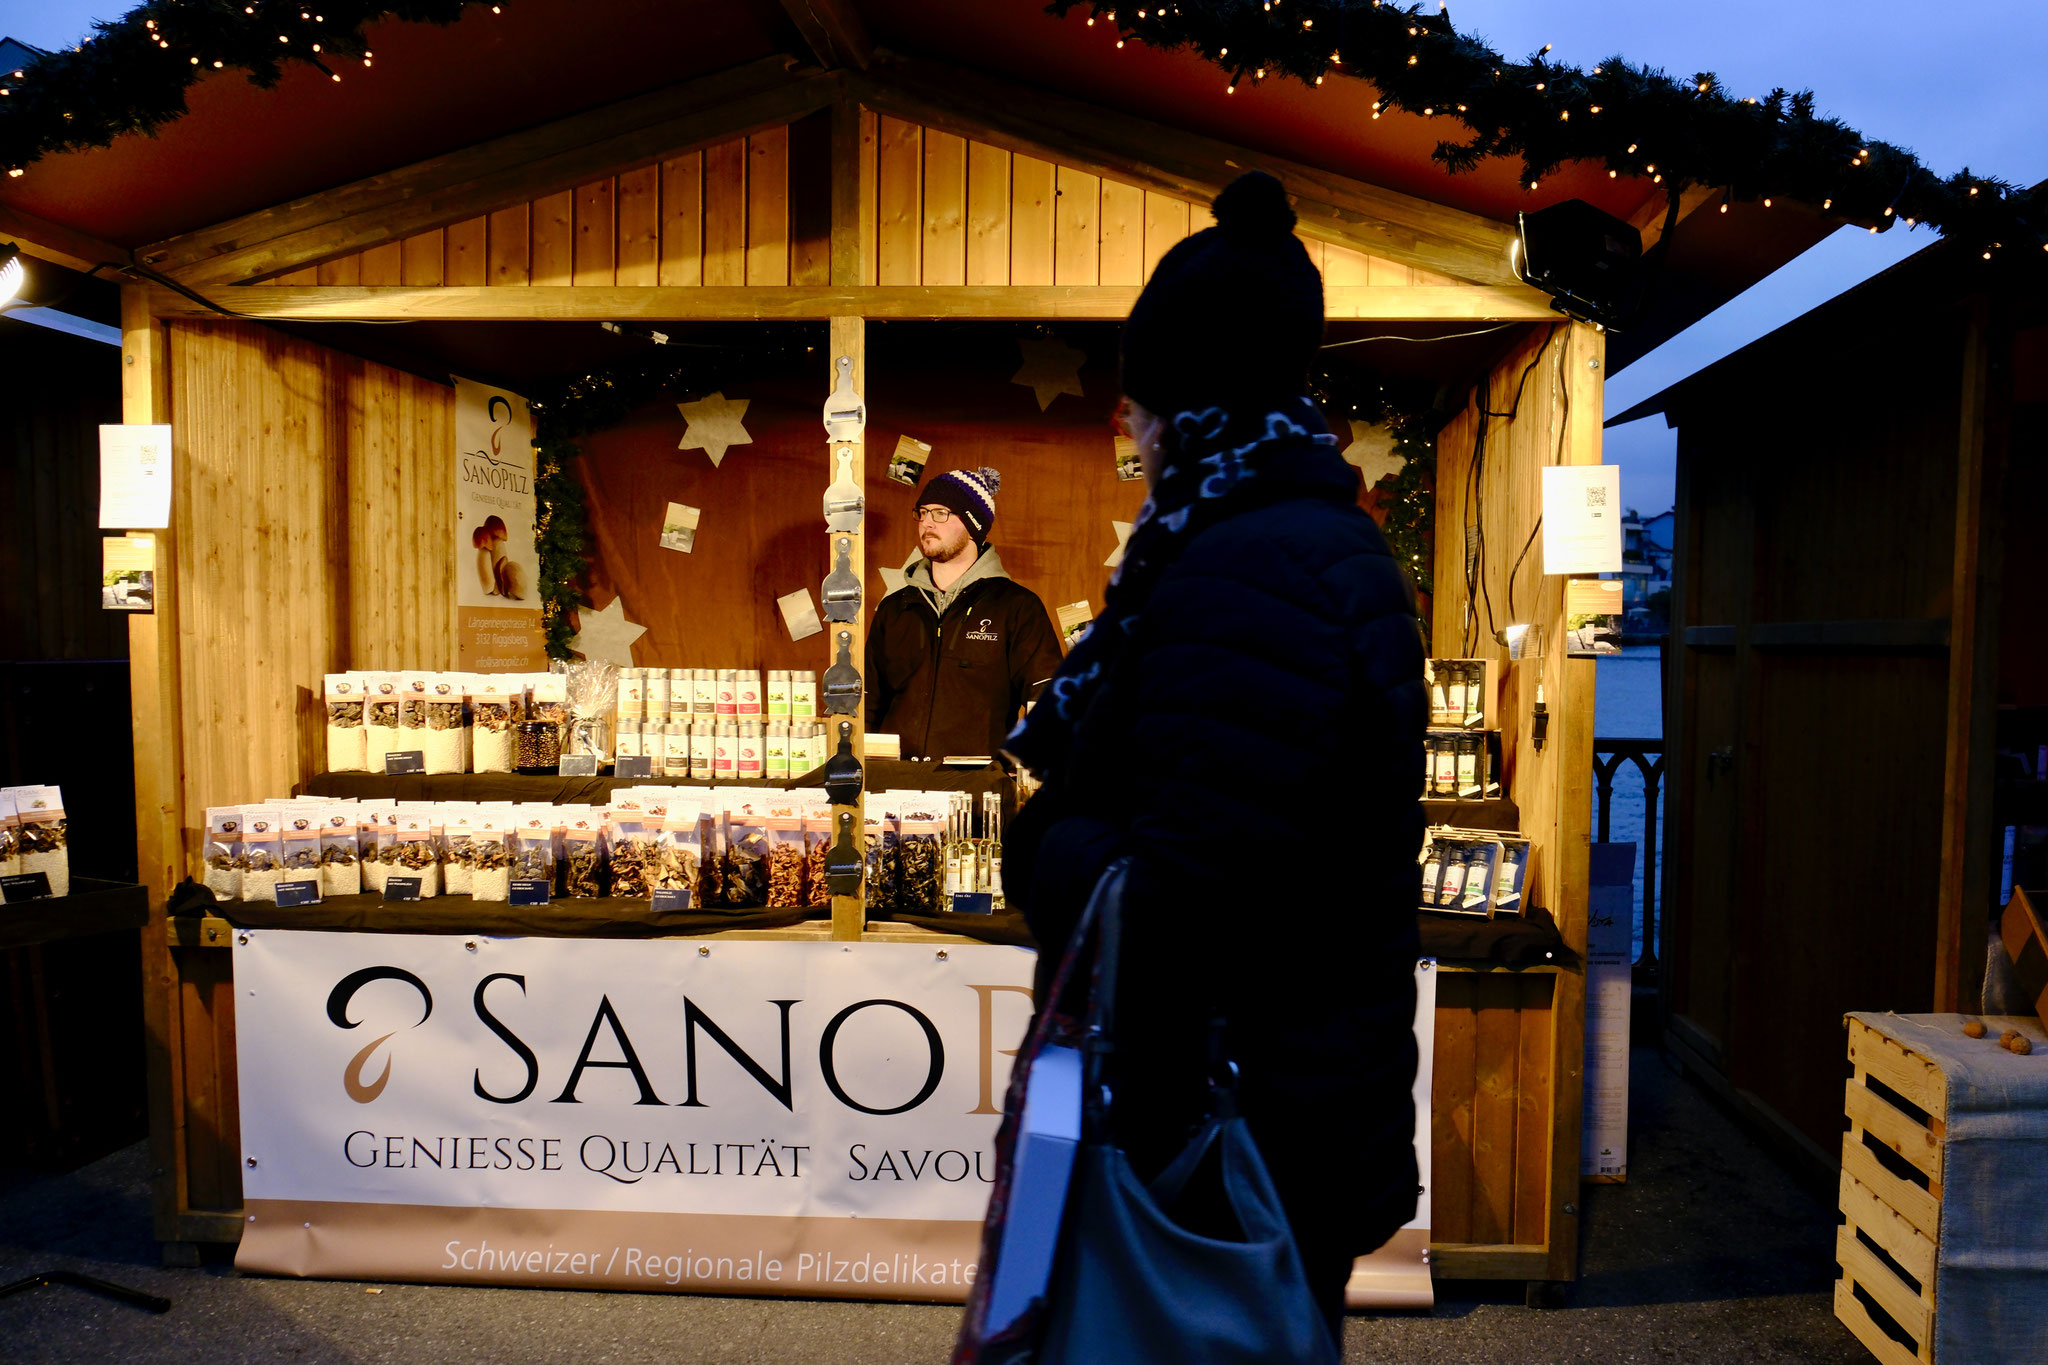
[1010,336,1087,411]
[569,595,647,666]
[1342,420,1406,487]
[1104,520,1135,569]
[677,391,753,467]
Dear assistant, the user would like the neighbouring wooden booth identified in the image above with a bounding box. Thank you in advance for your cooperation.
[1612,237,2048,1170]
[0,5,1835,1296]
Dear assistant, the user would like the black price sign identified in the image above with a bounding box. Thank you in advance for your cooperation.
[383,877,423,902]
[1,872,53,902]
[612,755,657,779]
[558,754,601,777]
[275,879,322,907]
[509,879,552,907]
[650,887,693,912]
[384,750,426,775]
[948,891,995,916]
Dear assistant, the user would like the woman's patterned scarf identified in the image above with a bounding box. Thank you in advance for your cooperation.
[1004,396,1353,778]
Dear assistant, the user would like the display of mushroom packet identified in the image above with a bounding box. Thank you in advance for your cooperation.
[0,786,69,900]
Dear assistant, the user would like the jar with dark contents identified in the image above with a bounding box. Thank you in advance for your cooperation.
[514,720,561,775]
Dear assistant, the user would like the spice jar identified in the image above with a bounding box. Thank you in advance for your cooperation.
[514,720,561,775]
[737,669,763,721]
[645,668,670,725]
[738,720,764,779]
[692,668,717,718]
[791,670,818,718]
[766,670,790,718]
[618,667,646,721]
[713,721,737,779]
[689,720,713,780]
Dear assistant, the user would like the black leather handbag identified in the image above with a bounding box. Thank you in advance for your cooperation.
[961,859,1338,1365]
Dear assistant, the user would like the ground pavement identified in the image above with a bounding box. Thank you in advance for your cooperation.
[0,1046,1871,1364]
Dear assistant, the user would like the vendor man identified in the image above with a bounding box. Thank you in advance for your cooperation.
[867,466,1064,760]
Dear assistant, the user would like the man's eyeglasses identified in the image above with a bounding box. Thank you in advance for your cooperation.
[916,506,954,524]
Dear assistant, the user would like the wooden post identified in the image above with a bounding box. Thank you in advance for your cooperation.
[122,285,188,1244]
[829,88,863,289]
[1934,297,2007,1013]
[827,315,867,940]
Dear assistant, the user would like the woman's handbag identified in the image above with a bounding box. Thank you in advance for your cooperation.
[956,859,1338,1365]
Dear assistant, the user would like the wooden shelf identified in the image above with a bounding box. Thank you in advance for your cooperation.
[0,878,149,949]
[1421,796,1520,832]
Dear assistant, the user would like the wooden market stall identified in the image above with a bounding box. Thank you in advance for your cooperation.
[0,0,1836,1294]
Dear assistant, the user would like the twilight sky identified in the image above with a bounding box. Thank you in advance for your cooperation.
[7,0,2044,516]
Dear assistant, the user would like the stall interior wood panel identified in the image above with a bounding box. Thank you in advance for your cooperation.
[1428,320,1600,1283]
[166,321,455,869]
[271,108,1439,296]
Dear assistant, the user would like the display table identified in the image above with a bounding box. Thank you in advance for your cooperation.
[1,878,149,949]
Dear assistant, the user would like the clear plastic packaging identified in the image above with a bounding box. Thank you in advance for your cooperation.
[393,805,441,897]
[606,803,655,901]
[511,818,555,890]
[12,787,70,899]
[765,811,807,908]
[865,798,898,917]
[565,661,619,766]
[241,806,284,903]
[204,805,244,900]
[470,805,514,902]
[278,810,324,904]
[721,809,769,907]
[440,803,480,896]
[695,796,724,907]
[422,674,466,774]
[324,674,367,772]
[320,803,361,897]
[471,679,520,774]
[359,801,394,894]
[898,797,945,914]
[0,796,16,882]
[652,799,702,905]
[560,807,604,899]
[364,673,403,770]
[398,671,432,761]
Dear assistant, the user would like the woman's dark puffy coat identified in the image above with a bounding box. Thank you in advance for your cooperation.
[1004,483,1427,1261]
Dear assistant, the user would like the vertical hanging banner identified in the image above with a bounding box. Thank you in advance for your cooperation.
[455,376,546,670]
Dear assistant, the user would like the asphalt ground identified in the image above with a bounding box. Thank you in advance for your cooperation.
[0,1046,1872,1364]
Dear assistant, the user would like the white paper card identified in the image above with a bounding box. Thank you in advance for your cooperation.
[776,588,824,642]
[99,424,173,528]
[1540,464,1623,575]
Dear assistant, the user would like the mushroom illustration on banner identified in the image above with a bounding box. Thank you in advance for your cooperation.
[677,391,753,467]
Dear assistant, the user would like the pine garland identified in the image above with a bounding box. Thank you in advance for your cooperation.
[1047,0,2047,264]
[0,2,481,174]
[523,330,819,658]
[1309,361,1441,611]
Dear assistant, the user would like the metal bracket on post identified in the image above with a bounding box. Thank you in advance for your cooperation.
[824,355,865,442]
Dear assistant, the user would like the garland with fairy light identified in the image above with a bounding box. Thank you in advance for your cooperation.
[0,2,484,175]
[1048,0,2048,265]
[1309,360,1442,607]
[525,328,819,658]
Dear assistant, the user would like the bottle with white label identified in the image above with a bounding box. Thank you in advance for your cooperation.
[983,791,1004,906]
[1419,840,1443,907]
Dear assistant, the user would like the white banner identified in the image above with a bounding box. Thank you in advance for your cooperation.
[233,931,1434,1305]
[453,376,544,670]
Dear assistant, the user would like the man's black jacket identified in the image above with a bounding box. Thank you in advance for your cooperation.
[865,546,1065,760]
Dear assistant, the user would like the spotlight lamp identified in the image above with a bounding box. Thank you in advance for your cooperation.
[1509,200,1643,332]
[0,243,23,307]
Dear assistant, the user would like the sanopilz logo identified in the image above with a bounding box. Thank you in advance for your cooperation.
[963,617,1000,643]
[328,966,435,1104]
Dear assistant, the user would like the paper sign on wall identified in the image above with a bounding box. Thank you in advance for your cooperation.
[777,587,824,642]
[1540,464,1623,576]
[98,424,172,528]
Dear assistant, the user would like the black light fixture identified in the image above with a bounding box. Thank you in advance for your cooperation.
[0,242,24,308]
[1508,200,1642,332]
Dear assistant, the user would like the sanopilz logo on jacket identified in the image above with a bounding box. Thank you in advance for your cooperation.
[963,618,1001,643]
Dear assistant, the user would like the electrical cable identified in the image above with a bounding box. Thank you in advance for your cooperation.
[1506,333,1575,623]
[1464,324,1562,650]
[1320,323,1517,349]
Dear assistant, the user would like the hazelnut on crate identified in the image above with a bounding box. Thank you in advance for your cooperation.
[1964,1019,1988,1038]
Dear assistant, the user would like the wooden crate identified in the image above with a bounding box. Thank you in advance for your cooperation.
[1836,1016,1950,1364]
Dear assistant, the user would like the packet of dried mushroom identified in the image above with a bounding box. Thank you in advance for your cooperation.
[241,806,284,904]
[389,804,442,898]
[470,678,520,774]
[357,799,395,894]
[421,673,466,774]
[324,674,367,772]
[364,673,403,771]
[559,805,604,899]
[10,786,70,900]
[204,805,244,900]
[319,802,361,897]
[277,806,325,905]
[470,804,515,902]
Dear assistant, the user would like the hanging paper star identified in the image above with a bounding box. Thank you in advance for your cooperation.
[569,595,647,665]
[677,391,752,467]
[1010,337,1087,411]
[877,565,911,597]
[1104,520,1135,569]
[1342,420,1406,487]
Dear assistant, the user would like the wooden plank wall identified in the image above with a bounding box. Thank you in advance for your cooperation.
[272,109,1444,293]
[165,321,454,871]
[1431,972,1557,1246]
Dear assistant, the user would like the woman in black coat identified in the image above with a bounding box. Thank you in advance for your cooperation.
[1000,171,1428,1340]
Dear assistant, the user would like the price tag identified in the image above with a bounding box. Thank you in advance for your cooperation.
[383,877,423,902]
[384,750,426,775]
[1,872,53,902]
[948,891,995,916]
[651,887,694,912]
[509,879,552,907]
[275,879,322,907]
[558,754,601,777]
[613,755,657,779]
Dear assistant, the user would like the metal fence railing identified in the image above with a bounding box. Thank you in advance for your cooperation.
[1593,737,1665,977]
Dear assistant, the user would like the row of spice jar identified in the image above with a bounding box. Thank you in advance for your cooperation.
[615,719,833,781]
[0,785,68,901]
[615,668,819,725]
[1418,826,1531,919]
[324,672,567,776]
